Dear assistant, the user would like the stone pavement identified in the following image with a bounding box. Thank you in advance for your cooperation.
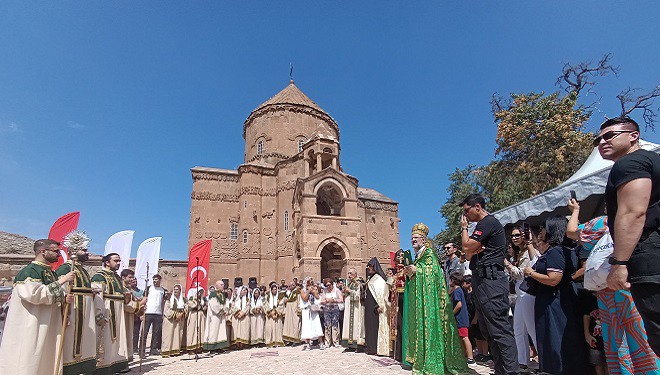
[129,345,508,375]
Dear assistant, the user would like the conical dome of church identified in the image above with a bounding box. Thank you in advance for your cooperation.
[252,80,328,115]
[242,81,340,164]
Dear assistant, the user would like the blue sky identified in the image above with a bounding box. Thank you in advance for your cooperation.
[1,2,659,260]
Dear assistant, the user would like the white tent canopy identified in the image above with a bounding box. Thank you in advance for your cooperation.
[492,140,660,227]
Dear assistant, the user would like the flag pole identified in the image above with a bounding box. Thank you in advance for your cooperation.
[55,253,77,375]
[139,262,149,373]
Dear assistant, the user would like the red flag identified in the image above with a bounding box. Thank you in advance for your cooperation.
[390,251,397,267]
[185,240,211,299]
[48,212,80,270]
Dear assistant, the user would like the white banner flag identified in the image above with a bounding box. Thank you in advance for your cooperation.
[104,230,135,274]
[135,237,162,290]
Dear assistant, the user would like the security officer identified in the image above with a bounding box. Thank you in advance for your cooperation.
[460,194,518,375]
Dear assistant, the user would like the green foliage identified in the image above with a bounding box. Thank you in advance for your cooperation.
[435,90,593,249]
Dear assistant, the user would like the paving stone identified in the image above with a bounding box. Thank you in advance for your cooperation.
[128,345,514,375]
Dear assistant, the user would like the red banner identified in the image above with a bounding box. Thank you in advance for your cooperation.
[185,240,211,299]
[48,212,80,270]
[390,251,397,267]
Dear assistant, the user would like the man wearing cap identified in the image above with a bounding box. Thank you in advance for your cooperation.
[55,241,97,374]
[460,194,518,375]
[0,239,75,375]
[405,223,467,374]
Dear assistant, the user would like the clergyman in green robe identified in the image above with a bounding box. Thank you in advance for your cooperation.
[404,223,468,375]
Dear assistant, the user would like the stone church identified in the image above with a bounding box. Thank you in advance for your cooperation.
[188,81,400,285]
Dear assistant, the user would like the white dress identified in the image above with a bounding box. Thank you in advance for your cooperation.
[299,294,323,340]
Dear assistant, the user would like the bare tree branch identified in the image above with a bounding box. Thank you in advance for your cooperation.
[616,86,660,130]
[490,92,508,115]
[556,53,619,95]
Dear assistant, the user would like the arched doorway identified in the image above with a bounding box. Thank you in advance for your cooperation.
[320,242,346,280]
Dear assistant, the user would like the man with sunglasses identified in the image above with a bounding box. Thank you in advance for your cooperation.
[598,116,660,356]
[0,239,75,374]
[460,194,518,375]
[444,243,463,286]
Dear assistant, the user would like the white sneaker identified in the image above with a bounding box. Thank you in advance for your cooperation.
[319,344,326,350]
[302,344,310,351]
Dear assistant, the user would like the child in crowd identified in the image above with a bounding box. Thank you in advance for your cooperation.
[583,294,607,375]
[450,272,474,364]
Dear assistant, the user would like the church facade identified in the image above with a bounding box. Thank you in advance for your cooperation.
[188,81,400,285]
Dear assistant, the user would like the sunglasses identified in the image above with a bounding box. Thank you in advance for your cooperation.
[511,233,522,238]
[592,130,635,147]
[443,246,452,250]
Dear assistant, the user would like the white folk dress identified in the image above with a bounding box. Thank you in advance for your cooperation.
[300,294,323,340]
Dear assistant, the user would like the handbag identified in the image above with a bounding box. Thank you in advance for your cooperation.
[584,232,613,291]
[519,277,539,296]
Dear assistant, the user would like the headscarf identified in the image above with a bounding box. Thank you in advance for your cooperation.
[236,286,249,310]
[268,286,279,309]
[169,284,185,310]
[367,257,387,280]
[251,288,263,309]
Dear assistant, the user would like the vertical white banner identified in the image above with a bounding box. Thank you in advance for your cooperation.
[104,230,135,274]
[135,237,162,290]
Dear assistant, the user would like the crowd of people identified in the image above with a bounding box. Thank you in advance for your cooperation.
[0,116,659,375]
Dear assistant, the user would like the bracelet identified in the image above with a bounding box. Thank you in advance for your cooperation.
[461,227,468,231]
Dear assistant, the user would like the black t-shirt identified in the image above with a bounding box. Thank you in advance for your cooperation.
[605,148,660,235]
[469,214,507,268]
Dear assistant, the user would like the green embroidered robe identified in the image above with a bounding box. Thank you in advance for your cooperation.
[91,269,138,375]
[405,247,468,374]
[55,261,97,375]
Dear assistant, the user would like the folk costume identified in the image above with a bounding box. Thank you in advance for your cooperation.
[161,288,186,357]
[0,261,66,375]
[92,268,139,375]
[300,283,323,342]
[365,257,391,356]
[203,290,229,351]
[185,294,207,352]
[391,250,407,362]
[264,289,285,347]
[249,291,265,345]
[55,259,97,375]
[282,287,302,344]
[405,223,467,375]
[232,287,251,345]
[341,276,365,348]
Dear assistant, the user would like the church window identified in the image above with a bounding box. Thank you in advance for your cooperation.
[298,139,305,152]
[284,211,289,231]
[243,230,249,244]
[257,140,264,156]
[230,223,238,240]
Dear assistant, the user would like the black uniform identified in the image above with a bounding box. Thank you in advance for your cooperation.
[469,215,518,375]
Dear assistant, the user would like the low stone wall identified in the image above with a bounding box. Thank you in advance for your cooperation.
[0,254,188,290]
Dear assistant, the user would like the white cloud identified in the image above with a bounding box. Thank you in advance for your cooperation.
[0,121,22,133]
[67,121,85,130]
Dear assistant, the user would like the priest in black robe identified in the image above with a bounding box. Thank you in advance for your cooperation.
[364,257,390,356]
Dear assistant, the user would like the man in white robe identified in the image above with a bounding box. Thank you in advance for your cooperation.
[341,268,365,349]
[92,253,139,375]
[0,239,75,375]
[55,244,97,375]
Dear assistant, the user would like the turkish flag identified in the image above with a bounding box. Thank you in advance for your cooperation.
[185,240,211,299]
[48,212,80,270]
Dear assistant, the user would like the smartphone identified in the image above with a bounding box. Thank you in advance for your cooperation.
[522,222,530,240]
[570,190,577,200]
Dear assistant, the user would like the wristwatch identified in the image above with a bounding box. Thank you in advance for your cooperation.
[608,256,629,266]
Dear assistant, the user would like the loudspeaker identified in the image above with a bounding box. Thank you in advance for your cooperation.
[234,277,243,288]
[248,277,258,289]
